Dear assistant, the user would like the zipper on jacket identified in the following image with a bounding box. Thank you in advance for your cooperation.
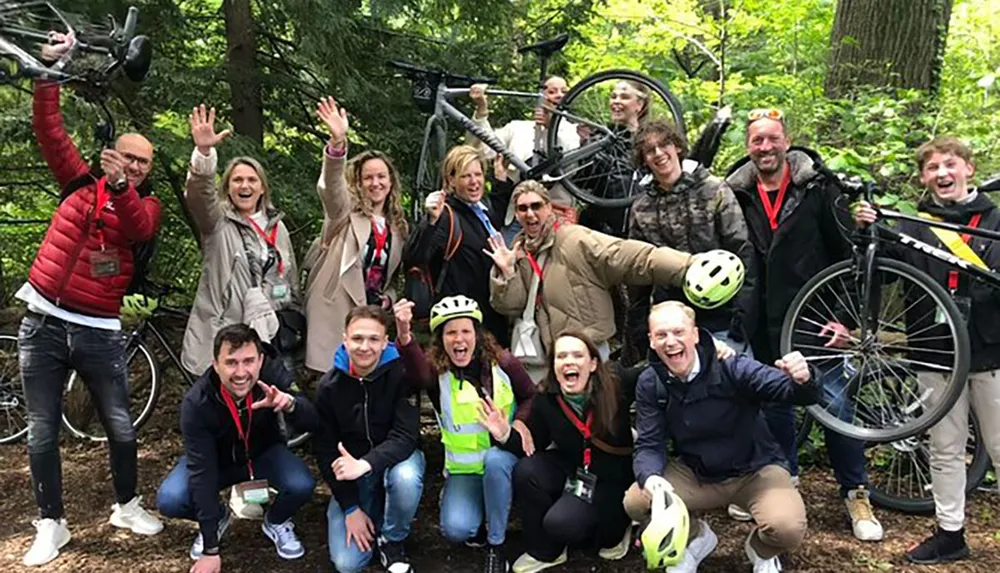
[55,203,97,305]
[362,381,374,449]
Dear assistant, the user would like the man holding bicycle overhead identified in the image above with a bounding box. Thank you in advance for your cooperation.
[156,324,318,573]
[722,109,883,543]
[854,137,1000,565]
[16,31,163,567]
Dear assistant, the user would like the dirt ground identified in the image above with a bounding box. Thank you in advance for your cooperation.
[1,328,999,572]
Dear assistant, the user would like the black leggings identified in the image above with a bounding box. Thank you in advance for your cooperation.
[512,451,630,562]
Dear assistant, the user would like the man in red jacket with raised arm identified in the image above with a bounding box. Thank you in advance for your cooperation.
[15,32,163,568]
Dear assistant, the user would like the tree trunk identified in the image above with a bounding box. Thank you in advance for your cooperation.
[223,0,264,146]
[825,0,952,97]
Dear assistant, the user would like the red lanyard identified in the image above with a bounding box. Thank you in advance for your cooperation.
[556,396,593,470]
[246,217,284,276]
[756,165,791,231]
[370,218,389,263]
[947,213,982,291]
[220,386,255,478]
[94,177,112,248]
[525,252,544,279]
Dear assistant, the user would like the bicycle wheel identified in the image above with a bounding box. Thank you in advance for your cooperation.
[795,407,816,461]
[781,257,970,442]
[413,115,448,219]
[867,413,991,514]
[0,334,29,444]
[547,69,685,208]
[62,338,161,441]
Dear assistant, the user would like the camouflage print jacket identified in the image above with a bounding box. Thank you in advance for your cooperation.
[625,163,755,362]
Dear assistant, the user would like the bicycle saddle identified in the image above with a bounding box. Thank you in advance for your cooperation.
[518,33,569,58]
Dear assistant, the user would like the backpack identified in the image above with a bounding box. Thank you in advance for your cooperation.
[63,170,157,295]
[403,203,463,321]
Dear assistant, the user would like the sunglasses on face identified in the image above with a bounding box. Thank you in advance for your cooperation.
[747,108,785,122]
[516,201,547,213]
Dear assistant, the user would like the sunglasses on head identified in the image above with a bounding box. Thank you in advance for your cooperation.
[747,108,785,122]
[516,201,547,213]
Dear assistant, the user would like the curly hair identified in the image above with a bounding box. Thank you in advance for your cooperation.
[538,330,622,439]
[633,120,689,167]
[346,150,409,237]
[428,321,505,375]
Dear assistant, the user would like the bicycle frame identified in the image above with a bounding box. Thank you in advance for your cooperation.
[124,306,194,385]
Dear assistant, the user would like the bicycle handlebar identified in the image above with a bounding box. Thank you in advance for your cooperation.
[386,59,496,87]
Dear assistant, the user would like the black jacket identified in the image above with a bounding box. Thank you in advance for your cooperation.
[886,192,1000,372]
[313,343,420,511]
[180,348,319,550]
[724,147,853,362]
[633,330,821,486]
[408,191,511,346]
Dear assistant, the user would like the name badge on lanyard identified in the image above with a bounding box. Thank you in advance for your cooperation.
[220,386,270,504]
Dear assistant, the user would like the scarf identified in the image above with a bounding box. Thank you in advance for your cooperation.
[560,388,591,417]
[516,213,559,255]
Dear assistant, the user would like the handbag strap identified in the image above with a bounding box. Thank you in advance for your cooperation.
[521,252,545,322]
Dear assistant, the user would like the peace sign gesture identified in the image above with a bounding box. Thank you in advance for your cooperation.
[483,233,519,278]
[189,104,232,156]
[249,381,295,413]
[477,395,511,443]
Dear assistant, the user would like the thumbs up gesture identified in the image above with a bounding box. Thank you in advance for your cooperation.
[332,442,373,481]
[249,381,295,412]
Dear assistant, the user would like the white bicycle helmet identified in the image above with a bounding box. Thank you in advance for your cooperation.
[429,295,483,333]
[683,249,745,310]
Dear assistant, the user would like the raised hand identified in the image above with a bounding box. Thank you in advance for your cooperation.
[100,149,127,185]
[40,31,75,62]
[776,351,811,384]
[249,381,295,412]
[469,83,489,117]
[853,200,878,228]
[393,299,416,345]
[494,154,508,183]
[332,442,372,482]
[317,96,349,148]
[189,105,232,155]
[344,509,375,552]
[424,190,445,223]
[483,233,518,278]
[477,395,511,442]
[819,321,852,349]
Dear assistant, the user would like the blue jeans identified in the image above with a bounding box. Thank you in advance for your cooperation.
[764,359,868,496]
[157,444,315,525]
[440,447,517,546]
[326,450,426,573]
[19,312,136,518]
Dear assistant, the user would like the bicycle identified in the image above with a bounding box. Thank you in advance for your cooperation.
[780,178,1000,443]
[388,34,687,215]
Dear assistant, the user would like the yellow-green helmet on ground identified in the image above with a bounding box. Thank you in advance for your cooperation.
[683,249,745,310]
[642,488,690,569]
[429,295,483,333]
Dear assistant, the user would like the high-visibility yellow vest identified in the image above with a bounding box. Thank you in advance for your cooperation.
[436,363,514,475]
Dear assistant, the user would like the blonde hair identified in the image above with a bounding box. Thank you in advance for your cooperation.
[347,150,409,237]
[220,156,271,210]
[511,179,551,205]
[649,300,696,327]
[440,145,484,193]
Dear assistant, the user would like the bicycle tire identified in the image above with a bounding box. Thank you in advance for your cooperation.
[62,338,161,442]
[413,116,448,219]
[0,334,29,444]
[546,69,685,208]
[867,413,991,514]
[781,257,970,443]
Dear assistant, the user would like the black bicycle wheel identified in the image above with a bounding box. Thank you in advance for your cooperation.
[546,69,685,208]
[867,413,991,514]
[63,338,161,441]
[413,116,448,219]
[0,334,29,444]
[781,257,970,443]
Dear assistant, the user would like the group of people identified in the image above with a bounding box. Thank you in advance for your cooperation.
[11,30,1000,573]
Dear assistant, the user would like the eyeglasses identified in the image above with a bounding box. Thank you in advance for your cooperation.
[747,108,784,122]
[516,201,547,213]
[122,152,152,168]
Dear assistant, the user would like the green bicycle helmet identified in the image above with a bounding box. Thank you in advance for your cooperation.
[429,295,483,333]
[683,249,745,310]
[121,293,159,320]
[642,488,690,569]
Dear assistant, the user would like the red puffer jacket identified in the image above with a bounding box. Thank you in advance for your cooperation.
[28,82,161,318]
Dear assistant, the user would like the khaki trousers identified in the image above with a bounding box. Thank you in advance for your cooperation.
[624,462,807,558]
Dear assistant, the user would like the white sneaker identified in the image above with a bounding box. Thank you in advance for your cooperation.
[744,530,782,573]
[728,503,754,522]
[790,475,801,488]
[598,526,631,560]
[512,548,568,573]
[109,496,163,535]
[190,509,233,560]
[666,519,717,573]
[23,518,71,567]
[261,517,305,560]
[229,486,265,520]
[845,486,884,541]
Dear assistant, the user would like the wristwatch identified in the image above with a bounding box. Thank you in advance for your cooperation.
[109,176,129,195]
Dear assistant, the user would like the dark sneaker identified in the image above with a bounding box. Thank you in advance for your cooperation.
[378,536,413,573]
[465,523,487,548]
[484,544,508,573]
[906,528,969,564]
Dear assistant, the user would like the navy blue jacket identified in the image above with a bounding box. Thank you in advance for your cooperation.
[180,346,319,550]
[633,330,820,487]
